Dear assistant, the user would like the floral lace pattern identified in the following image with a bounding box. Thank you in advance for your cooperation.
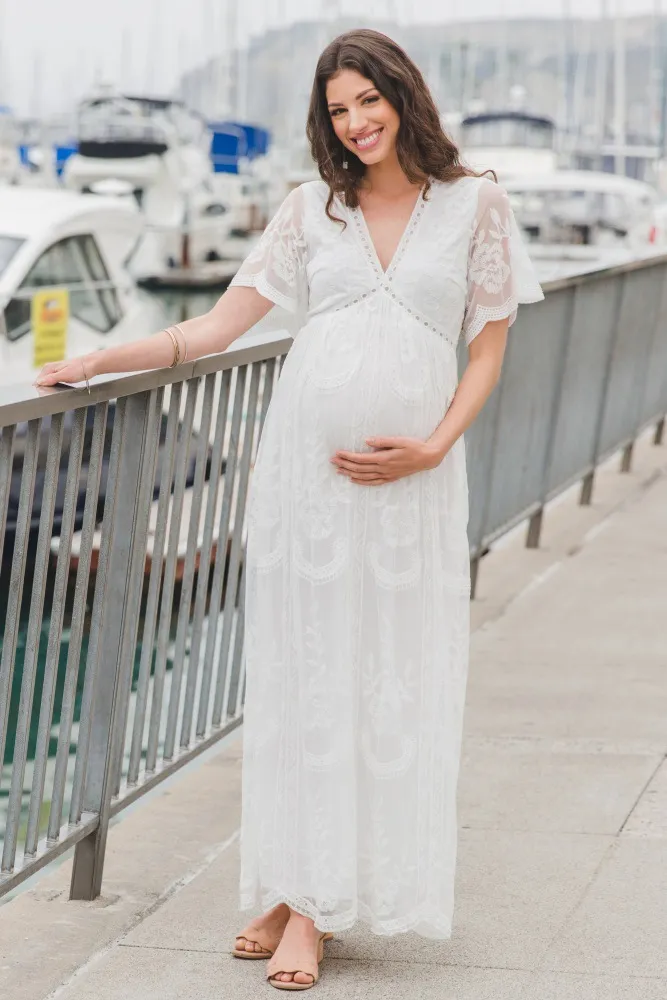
[463,180,542,344]
[468,207,512,294]
[234,177,543,938]
[231,186,308,315]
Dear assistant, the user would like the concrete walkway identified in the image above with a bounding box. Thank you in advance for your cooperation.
[2,432,666,1000]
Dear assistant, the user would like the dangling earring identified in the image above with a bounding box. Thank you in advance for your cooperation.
[342,158,348,170]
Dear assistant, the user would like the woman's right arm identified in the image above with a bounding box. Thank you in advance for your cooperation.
[33,285,273,387]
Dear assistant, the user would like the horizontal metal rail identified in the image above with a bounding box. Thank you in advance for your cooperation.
[0,246,666,900]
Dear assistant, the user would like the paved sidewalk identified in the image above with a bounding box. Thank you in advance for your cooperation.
[2,436,666,1000]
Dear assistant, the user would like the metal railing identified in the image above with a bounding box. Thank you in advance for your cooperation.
[466,251,667,593]
[0,250,666,902]
[0,335,290,900]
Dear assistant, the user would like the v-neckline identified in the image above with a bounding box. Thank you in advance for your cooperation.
[351,184,427,280]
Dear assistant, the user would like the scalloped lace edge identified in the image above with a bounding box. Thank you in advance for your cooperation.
[230,272,299,315]
[239,889,454,939]
[464,295,518,346]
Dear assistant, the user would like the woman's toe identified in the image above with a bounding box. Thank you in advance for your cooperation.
[294,972,314,985]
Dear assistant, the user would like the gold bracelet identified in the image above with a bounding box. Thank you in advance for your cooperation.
[163,327,179,367]
[80,358,91,395]
[173,323,188,363]
[171,325,183,365]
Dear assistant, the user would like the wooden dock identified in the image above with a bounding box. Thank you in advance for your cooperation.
[138,261,240,291]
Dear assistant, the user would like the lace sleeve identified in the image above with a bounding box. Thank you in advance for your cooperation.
[230,185,308,315]
[463,179,544,346]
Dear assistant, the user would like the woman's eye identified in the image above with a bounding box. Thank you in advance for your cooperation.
[331,108,345,117]
[363,96,380,105]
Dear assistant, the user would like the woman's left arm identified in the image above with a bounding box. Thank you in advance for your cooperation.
[331,319,508,486]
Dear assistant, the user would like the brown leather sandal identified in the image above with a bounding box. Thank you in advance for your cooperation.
[267,932,330,991]
[233,922,284,959]
[233,936,274,959]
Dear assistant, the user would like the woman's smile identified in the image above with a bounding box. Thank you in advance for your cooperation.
[350,127,384,151]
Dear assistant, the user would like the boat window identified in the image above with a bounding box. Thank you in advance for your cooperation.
[77,234,123,329]
[3,298,31,341]
[463,118,554,150]
[202,202,227,217]
[2,234,123,342]
[0,235,24,277]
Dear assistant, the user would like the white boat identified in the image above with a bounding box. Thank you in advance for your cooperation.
[62,90,241,281]
[0,187,164,385]
[460,110,559,182]
[256,138,318,214]
[504,170,661,249]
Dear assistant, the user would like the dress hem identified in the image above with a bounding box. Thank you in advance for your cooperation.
[239,889,454,940]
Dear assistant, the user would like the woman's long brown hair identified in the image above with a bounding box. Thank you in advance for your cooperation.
[306,28,481,224]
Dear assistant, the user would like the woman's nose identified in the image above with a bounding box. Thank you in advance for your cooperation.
[348,108,368,133]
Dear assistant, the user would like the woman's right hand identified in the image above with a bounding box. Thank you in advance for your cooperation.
[33,354,97,388]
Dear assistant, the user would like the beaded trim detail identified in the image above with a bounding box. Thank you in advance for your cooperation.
[333,287,380,312]
[351,190,427,281]
[331,281,455,347]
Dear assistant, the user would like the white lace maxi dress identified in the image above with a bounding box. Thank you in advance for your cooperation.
[230,176,543,938]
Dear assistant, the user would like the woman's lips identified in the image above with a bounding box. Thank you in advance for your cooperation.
[350,128,383,151]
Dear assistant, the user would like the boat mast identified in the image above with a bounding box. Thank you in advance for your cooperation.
[234,0,248,119]
[205,0,221,118]
[146,0,163,95]
[650,0,663,148]
[0,0,7,109]
[570,17,586,148]
[226,0,237,117]
[613,0,626,176]
[30,54,43,119]
[497,1,510,108]
[119,27,132,93]
[657,1,667,159]
[559,0,572,148]
[594,0,610,168]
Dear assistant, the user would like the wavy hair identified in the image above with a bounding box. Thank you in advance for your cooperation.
[306,28,480,224]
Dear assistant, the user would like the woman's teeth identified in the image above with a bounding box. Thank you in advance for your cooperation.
[354,129,382,148]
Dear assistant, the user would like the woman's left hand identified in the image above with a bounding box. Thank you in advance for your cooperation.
[332,436,444,486]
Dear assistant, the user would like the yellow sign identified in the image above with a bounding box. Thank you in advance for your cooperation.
[32,289,69,368]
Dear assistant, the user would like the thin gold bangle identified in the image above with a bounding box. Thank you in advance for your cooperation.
[173,323,188,363]
[163,327,179,367]
[81,358,91,395]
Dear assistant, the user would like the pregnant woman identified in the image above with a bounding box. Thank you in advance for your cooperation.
[35,28,543,992]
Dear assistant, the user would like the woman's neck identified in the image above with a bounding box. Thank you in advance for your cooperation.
[362,152,418,199]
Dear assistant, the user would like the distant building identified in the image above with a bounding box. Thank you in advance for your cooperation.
[177,15,667,152]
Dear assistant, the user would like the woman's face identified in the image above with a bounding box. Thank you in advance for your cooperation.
[326,69,400,167]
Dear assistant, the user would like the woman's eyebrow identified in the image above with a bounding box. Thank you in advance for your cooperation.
[327,87,376,108]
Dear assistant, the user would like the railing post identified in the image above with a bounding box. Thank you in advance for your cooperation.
[469,554,481,601]
[69,393,152,900]
[525,507,544,549]
[579,471,595,506]
[655,417,665,445]
[620,440,634,473]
